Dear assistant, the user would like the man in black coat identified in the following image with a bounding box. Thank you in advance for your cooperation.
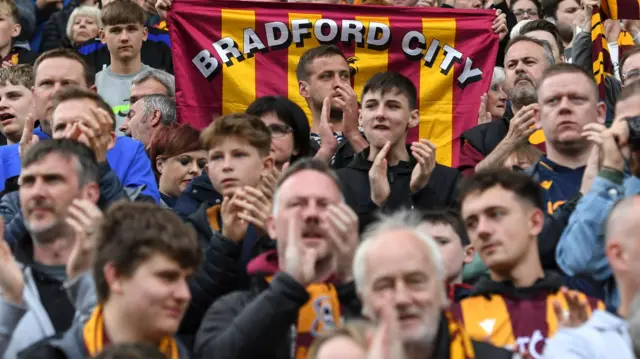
[337,72,461,232]
[194,158,362,359]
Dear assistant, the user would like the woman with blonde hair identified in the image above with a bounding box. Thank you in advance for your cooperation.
[42,4,102,52]
[66,6,102,47]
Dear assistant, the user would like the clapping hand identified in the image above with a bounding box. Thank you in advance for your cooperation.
[553,287,590,329]
[282,212,332,287]
[409,139,436,193]
[66,199,103,280]
[18,114,38,161]
[323,203,359,283]
[367,302,406,359]
[0,218,24,305]
[369,142,391,207]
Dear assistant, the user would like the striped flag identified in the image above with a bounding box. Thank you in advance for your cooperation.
[592,0,640,99]
[169,0,499,167]
[600,0,640,19]
[591,7,613,99]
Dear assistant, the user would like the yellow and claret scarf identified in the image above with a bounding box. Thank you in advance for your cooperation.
[83,305,180,358]
[446,311,477,359]
[265,277,342,359]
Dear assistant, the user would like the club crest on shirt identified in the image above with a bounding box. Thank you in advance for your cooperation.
[311,295,337,336]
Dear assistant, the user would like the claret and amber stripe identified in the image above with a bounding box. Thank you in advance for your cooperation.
[170,0,500,166]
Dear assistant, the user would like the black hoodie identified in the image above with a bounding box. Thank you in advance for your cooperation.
[337,146,461,232]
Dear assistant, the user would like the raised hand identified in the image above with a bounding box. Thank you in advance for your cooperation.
[492,10,508,41]
[477,93,492,125]
[78,108,113,163]
[260,162,288,202]
[323,203,359,283]
[409,139,436,193]
[334,82,360,136]
[369,141,391,207]
[155,0,172,20]
[315,97,338,164]
[604,119,631,172]
[282,213,324,287]
[553,287,590,329]
[18,114,38,161]
[504,104,538,146]
[234,186,272,235]
[66,199,103,280]
[221,195,249,243]
[62,122,82,141]
[0,218,25,305]
[367,302,405,359]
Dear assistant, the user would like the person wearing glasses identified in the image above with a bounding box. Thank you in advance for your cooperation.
[511,0,541,23]
[621,46,640,87]
[246,96,312,170]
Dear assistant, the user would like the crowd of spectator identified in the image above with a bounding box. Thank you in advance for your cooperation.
[0,0,638,358]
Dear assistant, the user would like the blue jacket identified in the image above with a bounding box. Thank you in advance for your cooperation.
[174,173,222,219]
[556,171,640,308]
[0,131,159,202]
[30,0,72,52]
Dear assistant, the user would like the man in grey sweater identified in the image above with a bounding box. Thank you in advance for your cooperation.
[95,0,149,135]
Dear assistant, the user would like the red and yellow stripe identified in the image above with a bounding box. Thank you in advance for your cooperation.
[420,18,456,166]
[207,9,489,166]
[218,13,463,165]
[221,9,257,114]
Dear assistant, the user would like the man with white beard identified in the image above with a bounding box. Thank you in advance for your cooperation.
[353,210,513,359]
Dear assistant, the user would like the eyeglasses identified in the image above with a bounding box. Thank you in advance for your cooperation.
[513,9,539,16]
[267,123,293,138]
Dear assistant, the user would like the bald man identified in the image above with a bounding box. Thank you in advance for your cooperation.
[544,196,640,359]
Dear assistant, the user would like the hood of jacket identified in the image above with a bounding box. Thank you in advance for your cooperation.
[246,250,336,283]
[246,250,280,277]
[469,271,564,300]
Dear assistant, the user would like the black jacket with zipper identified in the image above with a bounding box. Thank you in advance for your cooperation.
[337,147,462,232]
[178,201,274,346]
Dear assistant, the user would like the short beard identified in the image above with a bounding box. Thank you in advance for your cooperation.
[25,218,65,245]
[510,85,538,109]
[312,100,343,123]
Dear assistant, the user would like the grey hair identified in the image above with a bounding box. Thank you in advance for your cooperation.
[510,19,532,38]
[66,6,102,45]
[540,40,556,66]
[353,210,446,294]
[491,67,506,87]
[140,95,177,126]
[132,69,175,98]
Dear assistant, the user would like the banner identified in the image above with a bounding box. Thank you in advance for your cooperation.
[169,0,499,166]
[592,0,640,101]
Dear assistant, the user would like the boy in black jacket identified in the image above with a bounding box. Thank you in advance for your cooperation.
[337,71,461,232]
